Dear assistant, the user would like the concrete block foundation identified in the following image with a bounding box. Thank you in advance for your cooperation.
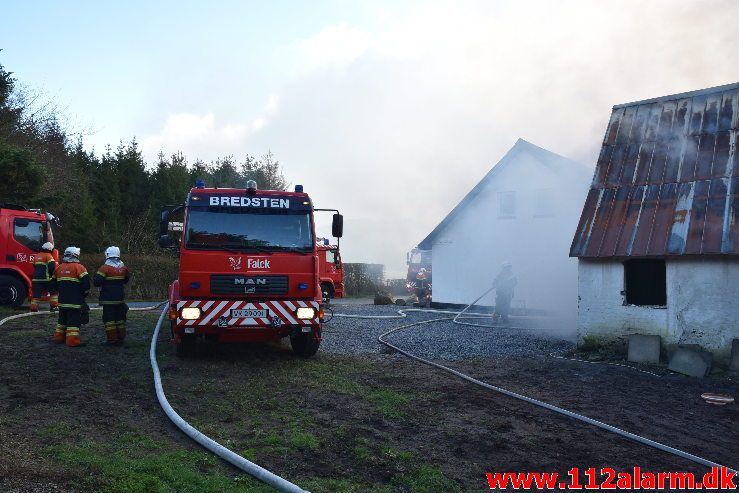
[668,348,713,378]
[730,339,739,372]
[627,334,661,364]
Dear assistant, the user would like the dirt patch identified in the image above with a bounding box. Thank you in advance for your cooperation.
[0,310,737,492]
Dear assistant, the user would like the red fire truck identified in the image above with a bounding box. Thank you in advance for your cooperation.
[159,181,343,357]
[317,238,344,300]
[0,204,60,307]
[406,247,431,294]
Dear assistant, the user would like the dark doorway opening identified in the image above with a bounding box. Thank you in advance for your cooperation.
[623,259,666,306]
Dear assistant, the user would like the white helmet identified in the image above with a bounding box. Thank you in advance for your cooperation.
[501,261,512,268]
[64,246,81,259]
[41,242,54,252]
[105,246,121,259]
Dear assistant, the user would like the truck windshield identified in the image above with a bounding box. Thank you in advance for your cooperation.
[185,208,314,252]
[410,250,431,265]
[14,219,45,251]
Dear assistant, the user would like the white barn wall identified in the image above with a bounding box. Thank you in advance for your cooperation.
[578,258,739,357]
[430,142,590,323]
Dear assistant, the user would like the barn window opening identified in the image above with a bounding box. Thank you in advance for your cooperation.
[623,259,666,306]
[498,191,516,218]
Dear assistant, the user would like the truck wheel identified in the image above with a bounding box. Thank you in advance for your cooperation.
[0,275,26,307]
[290,331,320,357]
[175,334,196,357]
[321,283,334,300]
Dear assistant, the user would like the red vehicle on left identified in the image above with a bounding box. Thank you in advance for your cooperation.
[0,204,60,307]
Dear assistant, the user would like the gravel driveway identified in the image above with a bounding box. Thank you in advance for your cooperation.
[321,303,575,359]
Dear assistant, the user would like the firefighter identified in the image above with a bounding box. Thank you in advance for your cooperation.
[50,247,90,347]
[93,246,130,343]
[415,268,430,306]
[30,242,58,312]
[492,261,517,323]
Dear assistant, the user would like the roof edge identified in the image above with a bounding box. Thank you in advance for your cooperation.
[417,139,585,250]
[613,81,739,110]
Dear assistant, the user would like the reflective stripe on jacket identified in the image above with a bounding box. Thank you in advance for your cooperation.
[32,252,56,281]
[51,262,90,308]
[93,264,130,303]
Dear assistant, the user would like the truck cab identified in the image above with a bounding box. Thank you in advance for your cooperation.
[406,247,432,295]
[160,181,342,357]
[317,239,344,300]
[0,204,59,307]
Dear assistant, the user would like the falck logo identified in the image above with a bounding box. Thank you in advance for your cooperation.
[228,256,242,271]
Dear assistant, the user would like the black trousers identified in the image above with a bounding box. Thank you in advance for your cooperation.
[102,303,127,323]
[57,307,82,328]
[32,280,56,298]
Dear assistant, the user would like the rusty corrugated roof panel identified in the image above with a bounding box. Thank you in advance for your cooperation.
[570,81,739,257]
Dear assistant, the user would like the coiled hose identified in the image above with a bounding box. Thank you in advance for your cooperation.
[149,306,310,493]
[0,303,309,493]
[333,292,737,474]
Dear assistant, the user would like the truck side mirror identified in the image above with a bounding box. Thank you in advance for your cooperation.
[159,210,170,237]
[158,235,173,248]
[332,213,343,238]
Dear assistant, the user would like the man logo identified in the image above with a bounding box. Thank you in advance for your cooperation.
[228,257,242,271]
[233,278,268,286]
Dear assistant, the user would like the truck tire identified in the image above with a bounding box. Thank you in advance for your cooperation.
[321,282,334,300]
[0,275,26,307]
[175,334,196,357]
[290,331,320,357]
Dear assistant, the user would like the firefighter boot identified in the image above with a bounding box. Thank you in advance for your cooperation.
[53,324,66,343]
[50,295,59,312]
[116,321,126,342]
[65,327,81,347]
[104,322,118,343]
[30,300,39,312]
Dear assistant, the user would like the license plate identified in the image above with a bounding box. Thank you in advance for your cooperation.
[230,309,269,318]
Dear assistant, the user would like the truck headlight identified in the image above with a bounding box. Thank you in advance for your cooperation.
[181,307,201,320]
[296,307,316,320]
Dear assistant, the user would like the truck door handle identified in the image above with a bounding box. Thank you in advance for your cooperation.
[6,255,15,262]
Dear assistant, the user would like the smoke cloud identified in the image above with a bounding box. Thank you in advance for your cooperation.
[135,0,739,277]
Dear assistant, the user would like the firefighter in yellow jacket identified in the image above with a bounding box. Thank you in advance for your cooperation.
[50,247,90,347]
[30,242,58,312]
[93,246,130,343]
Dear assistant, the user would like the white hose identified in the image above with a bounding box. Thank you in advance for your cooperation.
[0,302,309,492]
[0,301,168,327]
[149,306,310,493]
[354,296,737,474]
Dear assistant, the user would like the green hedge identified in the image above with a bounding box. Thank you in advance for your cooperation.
[79,254,178,301]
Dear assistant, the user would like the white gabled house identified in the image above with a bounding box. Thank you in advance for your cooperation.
[419,139,591,320]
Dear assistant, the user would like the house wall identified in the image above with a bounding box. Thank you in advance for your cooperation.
[431,148,590,324]
[578,258,739,357]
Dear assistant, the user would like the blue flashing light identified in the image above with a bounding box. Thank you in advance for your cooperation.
[295,184,304,192]
[298,283,309,290]
[190,282,201,289]
[195,179,205,189]
[323,238,329,245]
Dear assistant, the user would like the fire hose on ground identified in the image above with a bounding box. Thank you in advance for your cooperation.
[333,288,738,475]
[0,303,310,493]
[2,296,735,486]
[149,306,310,493]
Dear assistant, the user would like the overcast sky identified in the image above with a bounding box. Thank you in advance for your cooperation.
[4,0,739,276]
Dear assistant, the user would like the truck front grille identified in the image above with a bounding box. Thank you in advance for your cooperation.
[210,275,289,295]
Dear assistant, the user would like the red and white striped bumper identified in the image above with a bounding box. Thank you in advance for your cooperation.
[176,299,320,328]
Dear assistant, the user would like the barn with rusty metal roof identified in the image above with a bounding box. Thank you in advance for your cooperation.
[571,82,739,359]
